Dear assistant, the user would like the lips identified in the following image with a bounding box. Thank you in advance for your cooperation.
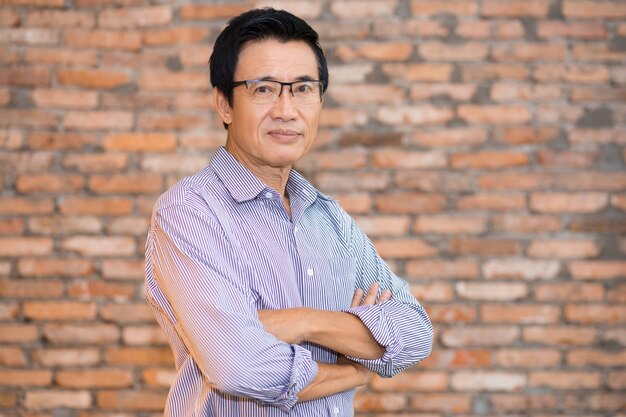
[267,129,301,141]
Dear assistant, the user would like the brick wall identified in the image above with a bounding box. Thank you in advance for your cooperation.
[1,0,625,415]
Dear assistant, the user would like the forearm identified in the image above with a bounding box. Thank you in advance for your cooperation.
[305,309,385,360]
[298,360,369,402]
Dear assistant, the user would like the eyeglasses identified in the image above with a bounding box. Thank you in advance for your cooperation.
[232,79,324,105]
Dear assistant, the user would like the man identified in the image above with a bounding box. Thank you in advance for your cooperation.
[145,8,433,416]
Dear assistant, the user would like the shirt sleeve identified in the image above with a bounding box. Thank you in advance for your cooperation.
[342,218,433,378]
[148,201,317,411]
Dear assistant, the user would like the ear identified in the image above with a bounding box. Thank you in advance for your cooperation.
[213,88,232,126]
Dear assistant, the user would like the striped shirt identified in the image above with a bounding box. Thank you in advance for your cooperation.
[145,146,433,417]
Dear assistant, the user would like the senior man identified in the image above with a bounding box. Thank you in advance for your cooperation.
[145,8,433,416]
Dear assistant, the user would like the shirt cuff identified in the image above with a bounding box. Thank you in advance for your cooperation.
[342,300,403,376]
[274,344,318,411]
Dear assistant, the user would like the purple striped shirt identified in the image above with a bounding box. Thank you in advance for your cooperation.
[145,147,433,416]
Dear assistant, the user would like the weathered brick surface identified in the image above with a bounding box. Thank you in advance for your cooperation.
[1,1,623,415]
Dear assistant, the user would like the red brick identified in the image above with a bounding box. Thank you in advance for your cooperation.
[3,0,64,5]
[0,151,54,173]
[569,260,626,280]
[382,63,453,82]
[570,128,626,144]
[410,83,476,101]
[28,132,97,150]
[339,42,413,62]
[57,369,133,388]
[354,392,406,412]
[63,111,133,130]
[372,150,446,169]
[44,323,119,345]
[0,129,23,149]
[478,172,552,190]
[123,325,167,345]
[317,172,388,192]
[458,105,531,124]
[457,194,526,211]
[497,348,561,368]
[536,149,596,168]
[565,304,626,324]
[24,47,97,66]
[375,192,445,213]
[75,0,142,6]
[410,392,471,412]
[88,174,162,194]
[25,390,91,410]
[410,0,477,16]
[0,346,26,366]
[451,371,526,391]
[533,282,604,302]
[492,214,561,232]
[492,43,567,61]
[563,392,625,411]
[137,112,210,130]
[533,63,610,83]
[530,192,608,213]
[0,237,52,256]
[103,133,176,152]
[142,368,176,387]
[0,28,59,45]
[603,328,626,346]
[299,150,367,171]
[61,236,135,257]
[0,302,18,320]
[426,305,474,324]
[64,29,141,50]
[483,259,561,280]
[16,174,84,193]
[100,303,154,323]
[572,86,626,102]
[142,26,208,46]
[421,349,491,369]
[329,84,405,105]
[456,282,527,301]
[568,349,626,366]
[394,172,470,192]
[492,83,563,101]
[530,371,601,389]
[377,105,453,125]
[0,66,50,87]
[538,21,608,39]
[442,326,519,347]
[563,0,626,18]
[420,42,488,61]
[59,197,133,215]
[406,259,479,280]
[174,92,214,110]
[179,4,249,20]
[373,238,438,258]
[410,127,487,148]
[573,43,626,61]
[106,217,149,236]
[609,283,626,303]
[0,279,64,298]
[32,348,100,367]
[0,9,20,26]
[452,151,528,169]
[0,324,38,343]
[24,302,96,321]
[555,172,626,191]
[0,218,24,234]
[57,69,130,89]
[63,153,128,173]
[68,280,135,299]
[139,70,208,91]
[25,10,94,27]
[106,347,173,365]
[411,282,454,302]
[450,238,520,256]
[330,193,371,214]
[497,21,526,40]
[31,89,98,109]
[481,304,560,324]
[456,20,491,38]
[330,1,398,18]
[98,5,171,28]
[0,370,51,386]
[461,63,528,81]
[29,215,100,235]
[414,215,485,234]
[528,239,599,259]
[524,326,597,346]
[370,370,446,392]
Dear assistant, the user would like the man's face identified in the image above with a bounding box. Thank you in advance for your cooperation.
[216,39,323,172]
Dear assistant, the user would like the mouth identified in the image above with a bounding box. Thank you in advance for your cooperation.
[267,129,301,141]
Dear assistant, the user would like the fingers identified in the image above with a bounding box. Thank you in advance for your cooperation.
[363,282,379,305]
[378,289,392,303]
[351,288,364,308]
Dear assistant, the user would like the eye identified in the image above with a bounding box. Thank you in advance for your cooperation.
[294,83,314,94]
[251,82,277,96]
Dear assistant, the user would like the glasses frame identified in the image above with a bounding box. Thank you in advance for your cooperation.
[232,79,325,104]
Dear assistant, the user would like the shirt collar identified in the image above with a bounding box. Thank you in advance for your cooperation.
[209,146,321,206]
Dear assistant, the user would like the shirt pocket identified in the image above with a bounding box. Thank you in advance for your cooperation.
[301,257,357,311]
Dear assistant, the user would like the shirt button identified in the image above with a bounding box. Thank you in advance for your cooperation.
[264,192,273,199]
[306,267,314,277]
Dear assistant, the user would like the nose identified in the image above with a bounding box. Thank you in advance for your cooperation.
[270,85,298,120]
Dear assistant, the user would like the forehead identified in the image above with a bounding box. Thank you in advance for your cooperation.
[235,39,318,80]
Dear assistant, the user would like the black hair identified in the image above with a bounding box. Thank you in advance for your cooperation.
[209,8,329,121]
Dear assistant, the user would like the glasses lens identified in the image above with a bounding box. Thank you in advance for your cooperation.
[245,80,280,104]
[243,80,323,104]
[292,81,322,104]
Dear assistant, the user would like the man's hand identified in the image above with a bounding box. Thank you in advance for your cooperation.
[257,307,309,345]
[336,355,374,387]
[351,282,392,308]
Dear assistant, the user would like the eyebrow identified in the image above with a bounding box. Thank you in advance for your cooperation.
[255,75,317,82]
